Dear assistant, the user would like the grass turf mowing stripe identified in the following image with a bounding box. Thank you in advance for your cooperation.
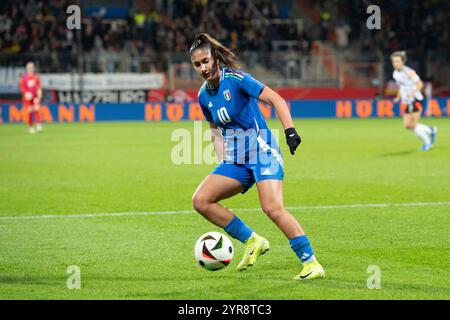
[1,201,449,221]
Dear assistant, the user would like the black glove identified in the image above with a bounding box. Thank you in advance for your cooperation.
[285,127,301,155]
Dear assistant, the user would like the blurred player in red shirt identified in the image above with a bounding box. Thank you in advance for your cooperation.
[20,62,43,134]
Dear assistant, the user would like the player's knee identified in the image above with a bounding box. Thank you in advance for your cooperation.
[404,123,415,130]
[192,192,210,213]
[262,205,285,221]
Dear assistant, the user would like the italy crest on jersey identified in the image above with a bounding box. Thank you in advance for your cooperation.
[223,89,231,101]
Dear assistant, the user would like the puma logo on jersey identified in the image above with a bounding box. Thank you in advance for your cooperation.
[208,101,213,108]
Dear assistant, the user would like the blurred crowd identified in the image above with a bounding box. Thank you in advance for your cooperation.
[311,0,449,78]
[0,0,77,71]
[0,0,310,72]
[1,0,447,85]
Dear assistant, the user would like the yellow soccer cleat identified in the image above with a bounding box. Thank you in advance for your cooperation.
[236,233,270,271]
[294,259,325,280]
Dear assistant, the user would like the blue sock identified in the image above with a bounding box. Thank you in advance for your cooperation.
[289,235,315,263]
[224,216,253,243]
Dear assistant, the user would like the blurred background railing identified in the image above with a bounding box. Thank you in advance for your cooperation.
[0,48,382,90]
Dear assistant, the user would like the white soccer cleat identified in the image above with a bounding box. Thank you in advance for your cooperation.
[29,127,36,134]
[36,124,43,133]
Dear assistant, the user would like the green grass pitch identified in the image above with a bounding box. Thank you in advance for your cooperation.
[0,118,449,300]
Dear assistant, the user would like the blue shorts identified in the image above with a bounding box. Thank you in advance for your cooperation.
[211,156,284,194]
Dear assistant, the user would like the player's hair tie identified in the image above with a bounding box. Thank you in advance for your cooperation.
[189,39,203,53]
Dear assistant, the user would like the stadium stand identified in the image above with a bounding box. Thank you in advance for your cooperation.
[0,0,448,93]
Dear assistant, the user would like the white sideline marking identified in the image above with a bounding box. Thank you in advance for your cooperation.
[0,201,449,221]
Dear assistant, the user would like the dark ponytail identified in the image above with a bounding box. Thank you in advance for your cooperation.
[189,33,240,70]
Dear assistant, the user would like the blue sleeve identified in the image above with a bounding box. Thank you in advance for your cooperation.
[239,74,265,98]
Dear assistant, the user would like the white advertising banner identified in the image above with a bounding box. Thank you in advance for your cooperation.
[0,67,25,94]
[40,73,165,90]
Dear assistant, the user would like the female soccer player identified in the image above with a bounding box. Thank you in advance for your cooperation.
[391,51,437,151]
[19,62,43,134]
[190,33,325,280]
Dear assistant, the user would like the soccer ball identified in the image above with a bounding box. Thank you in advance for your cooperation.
[194,231,234,271]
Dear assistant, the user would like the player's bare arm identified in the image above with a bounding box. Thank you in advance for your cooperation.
[258,86,301,155]
[258,86,294,130]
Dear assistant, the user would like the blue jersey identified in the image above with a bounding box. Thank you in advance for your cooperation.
[198,68,282,165]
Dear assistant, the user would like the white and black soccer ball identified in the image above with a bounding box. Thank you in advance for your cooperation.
[194,232,234,271]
